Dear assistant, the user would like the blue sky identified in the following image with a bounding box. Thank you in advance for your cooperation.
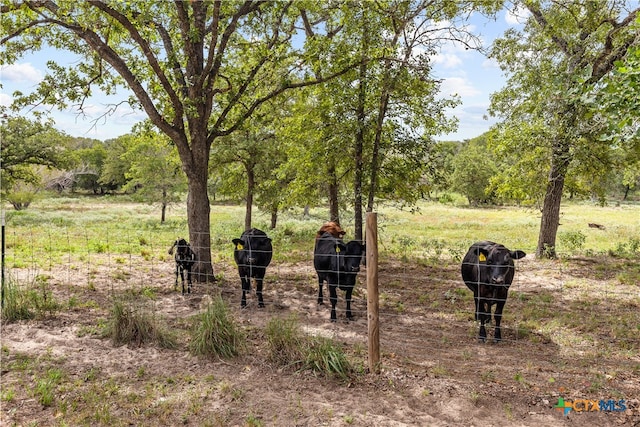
[0,8,524,142]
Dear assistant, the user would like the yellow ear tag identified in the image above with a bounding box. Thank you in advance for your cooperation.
[236,244,244,250]
[336,247,341,253]
[478,253,486,262]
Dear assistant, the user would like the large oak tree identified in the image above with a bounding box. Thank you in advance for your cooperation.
[1,1,355,280]
[489,0,638,258]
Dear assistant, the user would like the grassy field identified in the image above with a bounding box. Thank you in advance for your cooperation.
[3,195,639,267]
[1,195,639,426]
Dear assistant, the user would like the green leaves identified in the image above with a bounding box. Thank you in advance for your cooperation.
[0,116,71,191]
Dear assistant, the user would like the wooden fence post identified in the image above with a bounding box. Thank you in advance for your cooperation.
[366,212,380,374]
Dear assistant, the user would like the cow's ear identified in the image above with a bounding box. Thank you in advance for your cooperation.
[476,247,489,262]
[232,238,244,250]
[475,247,489,262]
[511,250,526,260]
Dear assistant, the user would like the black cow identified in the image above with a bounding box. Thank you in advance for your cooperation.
[314,232,365,322]
[168,238,196,295]
[232,228,273,308]
[461,241,526,342]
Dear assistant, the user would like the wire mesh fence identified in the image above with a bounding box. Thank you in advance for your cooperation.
[4,223,638,368]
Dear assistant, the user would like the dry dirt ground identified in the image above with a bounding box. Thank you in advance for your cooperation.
[1,255,639,426]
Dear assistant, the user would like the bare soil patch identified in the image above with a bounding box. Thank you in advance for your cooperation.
[2,255,639,426]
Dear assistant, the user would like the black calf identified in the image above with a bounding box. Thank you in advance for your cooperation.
[313,232,365,321]
[232,228,273,308]
[169,238,196,294]
[461,241,526,342]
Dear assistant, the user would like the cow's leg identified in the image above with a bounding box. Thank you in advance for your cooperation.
[241,275,250,308]
[473,290,480,321]
[317,280,324,305]
[494,299,506,343]
[478,299,489,342]
[345,286,354,320]
[174,265,179,291]
[329,284,338,322]
[186,267,192,294]
[256,277,265,308]
[179,265,187,295]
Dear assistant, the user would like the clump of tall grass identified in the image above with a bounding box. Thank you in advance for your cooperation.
[189,296,245,359]
[105,299,177,349]
[265,315,305,367]
[305,336,353,380]
[265,316,354,380]
[1,274,59,322]
[2,275,33,321]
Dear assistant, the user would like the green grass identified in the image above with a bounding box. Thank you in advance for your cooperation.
[1,274,60,322]
[1,194,638,426]
[189,296,246,359]
[264,315,355,380]
[2,195,639,271]
[105,299,178,349]
[265,315,306,367]
[304,336,353,380]
[378,200,640,258]
[34,368,64,407]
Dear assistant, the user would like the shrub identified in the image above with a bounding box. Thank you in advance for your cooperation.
[6,190,37,211]
[559,230,586,253]
[189,296,245,358]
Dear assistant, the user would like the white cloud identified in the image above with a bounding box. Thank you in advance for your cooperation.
[439,102,497,141]
[432,53,463,69]
[481,57,499,69]
[0,92,12,107]
[440,76,480,98]
[0,63,43,84]
[505,6,530,25]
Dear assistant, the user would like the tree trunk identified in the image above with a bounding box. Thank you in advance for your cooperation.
[270,207,277,229]
[354,65,366,241]
[328,163,340,224]
[245,163,254,231]
[353,5,368,242]
[160,189,167,223]
[187,173,215,282]
[179,127,215,283]
[536,138,571,258]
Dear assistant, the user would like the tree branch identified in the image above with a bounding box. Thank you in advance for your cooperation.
[86,0,185,134]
